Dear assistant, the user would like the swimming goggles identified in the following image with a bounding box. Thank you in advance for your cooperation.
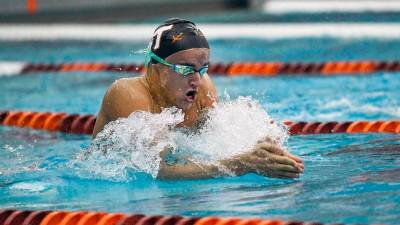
[147,50,208,77]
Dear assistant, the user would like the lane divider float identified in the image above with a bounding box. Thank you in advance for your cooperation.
[1,110,399,135]
[1,60,400,77]
[0,209,357,225]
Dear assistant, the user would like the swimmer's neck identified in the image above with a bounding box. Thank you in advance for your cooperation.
[141,68,173,111]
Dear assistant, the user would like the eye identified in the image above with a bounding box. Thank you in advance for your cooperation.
[199,66,208,76]
[183,66,195,75]
[174,65,187,74]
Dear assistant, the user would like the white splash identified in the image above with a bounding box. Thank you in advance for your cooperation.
[177,96,287,165]
[9,181,49,193]
[71,97,288,181]
[70,107,183,181]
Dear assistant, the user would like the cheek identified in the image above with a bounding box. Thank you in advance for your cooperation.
[164,75,188,97]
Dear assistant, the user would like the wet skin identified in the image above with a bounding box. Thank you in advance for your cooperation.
[93,48,304,180]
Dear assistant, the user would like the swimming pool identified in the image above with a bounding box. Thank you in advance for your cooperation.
[1,33,400,225]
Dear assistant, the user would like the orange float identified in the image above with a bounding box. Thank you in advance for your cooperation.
[76,212,106,225]
[39,211,67,225]
[346,121,369,133]
[43,113,66,131]
[362,121,385,133]
[235,219,261,225]
[214,218,241,225]
[194,217,221,225]
[97,213,126,225]
[16,112,37,127]
[58,211,87,225]
[3,111,24,126]
[378,121,400,133]
[28,112,52,129]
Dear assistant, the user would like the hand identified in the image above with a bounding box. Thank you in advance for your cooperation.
[257,136,304,168]
[232,141,304,178]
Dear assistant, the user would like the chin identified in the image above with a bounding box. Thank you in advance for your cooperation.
[178,101,193,111]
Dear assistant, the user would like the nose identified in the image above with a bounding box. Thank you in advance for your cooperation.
[188,72,201,88]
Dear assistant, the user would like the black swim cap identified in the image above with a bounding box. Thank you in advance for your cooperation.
[149,18,209,63]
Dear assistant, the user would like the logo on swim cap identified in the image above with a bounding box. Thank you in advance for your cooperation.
[149,18,209,64]
[171,33,183,44]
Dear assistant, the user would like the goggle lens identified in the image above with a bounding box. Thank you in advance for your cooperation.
[173,65,208,77]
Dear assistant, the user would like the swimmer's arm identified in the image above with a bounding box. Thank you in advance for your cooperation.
[157,141,304,180]
[157,157,246,180]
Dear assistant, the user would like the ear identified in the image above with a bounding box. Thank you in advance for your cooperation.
[148,63,160,75]
[150,63,168,86]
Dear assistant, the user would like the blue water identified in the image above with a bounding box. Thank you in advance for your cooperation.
[0,37,400,225]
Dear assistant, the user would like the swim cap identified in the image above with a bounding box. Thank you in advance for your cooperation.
[149,18,209,64]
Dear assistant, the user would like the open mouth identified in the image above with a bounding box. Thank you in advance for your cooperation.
[185,90,197,102]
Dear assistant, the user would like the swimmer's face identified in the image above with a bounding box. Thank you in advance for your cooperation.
[157,48,210,110]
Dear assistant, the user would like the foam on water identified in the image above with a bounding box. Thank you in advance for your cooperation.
[9,181,50,193]
[70,96,288,181]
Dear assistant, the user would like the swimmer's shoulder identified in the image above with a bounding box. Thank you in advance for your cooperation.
[102,77,152,120]
[93,77,151,138]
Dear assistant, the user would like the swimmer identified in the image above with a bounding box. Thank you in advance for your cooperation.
[92,18,304,179]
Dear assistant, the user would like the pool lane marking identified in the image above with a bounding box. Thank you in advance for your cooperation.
[0,62,25,77]
[264,0,400,13]
[1,23,400,41]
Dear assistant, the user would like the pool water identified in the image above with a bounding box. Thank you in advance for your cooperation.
[0,37,400,225]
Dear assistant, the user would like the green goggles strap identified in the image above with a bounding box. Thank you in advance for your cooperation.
[148,50,174,67]
[147,50,208,77]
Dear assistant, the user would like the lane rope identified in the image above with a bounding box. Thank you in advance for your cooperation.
[1,60,400,77]
[0,209,361,225]
[1,110,399,135]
